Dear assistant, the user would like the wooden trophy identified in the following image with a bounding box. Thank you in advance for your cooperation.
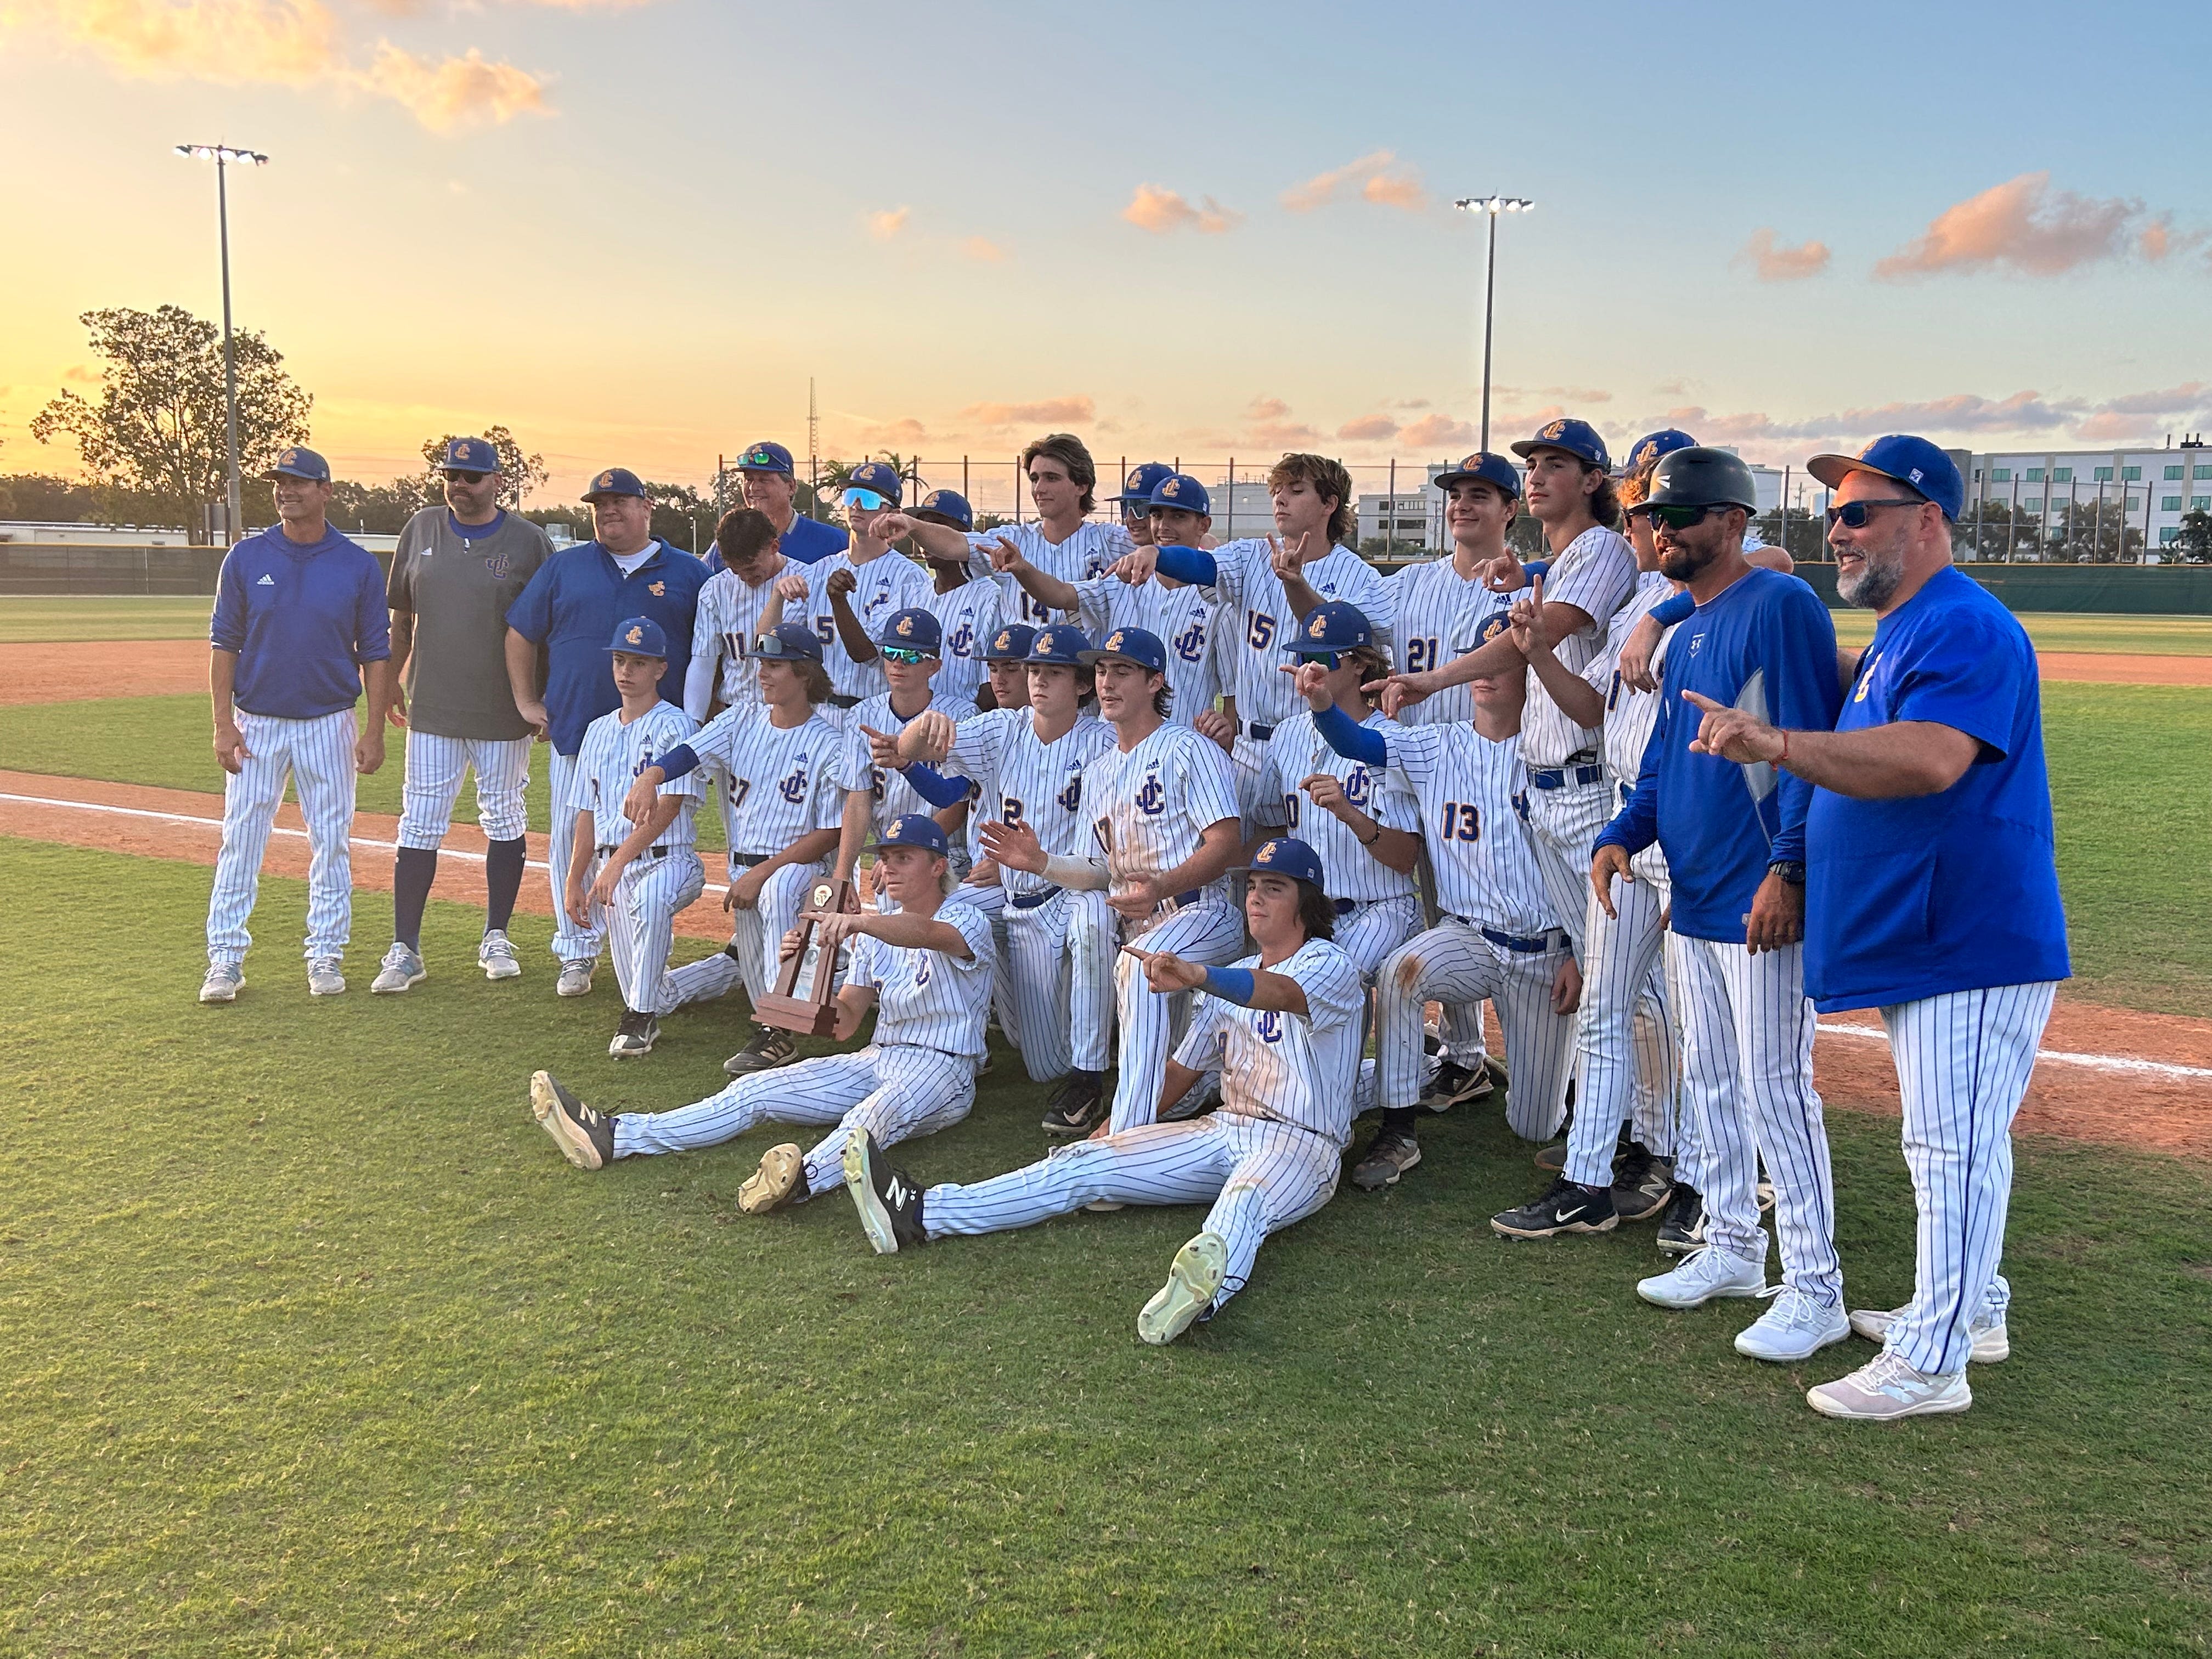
[752,876,860,1036]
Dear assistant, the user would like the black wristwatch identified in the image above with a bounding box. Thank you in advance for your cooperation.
[1768,860,1806,886]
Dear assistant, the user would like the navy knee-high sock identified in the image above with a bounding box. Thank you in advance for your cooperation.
[485,837,527,934]
[393,847,439,950]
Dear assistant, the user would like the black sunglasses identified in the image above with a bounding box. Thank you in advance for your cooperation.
[1634,502,1733,531]
[444,470,492,485]
[1826,498,1925,529]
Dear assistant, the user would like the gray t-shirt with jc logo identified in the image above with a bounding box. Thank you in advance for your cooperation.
[387,506,554,740]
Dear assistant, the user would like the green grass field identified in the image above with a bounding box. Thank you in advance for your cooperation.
[2,838,2208,1657]
[1825,610,2212,654]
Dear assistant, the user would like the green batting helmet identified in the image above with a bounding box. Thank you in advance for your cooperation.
[1644,447,1759,512]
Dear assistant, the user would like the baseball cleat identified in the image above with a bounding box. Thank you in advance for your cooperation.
[556,960,595,998]
[307,956,347,996]
[479,930,522,981]
[199,962,244,1004]
[1848,1305,2010,1364]
[1416,1060,1490,1114]
[1491,1175,1619,1239]
[1611,1144,1674,1222]
[531,1070,615,1170]
[1040,1070,1107,1135]
[608,1009,659,1058]
[724,1025,798,1077]
[1532,1140,1567,1173]
[1656,1183,1707,1255]
[738,1144,809,1215]
[1735,1286,1852,1362]
[1807,1353,1972,1421]
[843,1130,926,1255]
[1137,1230,1229,1346]
[1637,1244,1767,1309]
[371,945,426,995]
[1351,1125,1422,1190]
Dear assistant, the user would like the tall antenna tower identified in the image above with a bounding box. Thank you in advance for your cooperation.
[807,377,820,510]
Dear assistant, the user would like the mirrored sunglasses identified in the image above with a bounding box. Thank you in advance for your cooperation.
[843,487,888,512]
[878,646,934,665]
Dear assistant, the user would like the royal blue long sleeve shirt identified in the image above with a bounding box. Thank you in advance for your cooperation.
[210,524,391,720]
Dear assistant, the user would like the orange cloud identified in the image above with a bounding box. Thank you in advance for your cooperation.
[962,236,1007,263]
[1336,414,1400,442]
[1733,227,1831,282]
[363,43,547,130]
[1122,184,1242,235]
[958,397,1096,427]
[865,206,911,240]
[1875,172,2151,279]
[1282,150,1426,214]
[1398,413,1477,450]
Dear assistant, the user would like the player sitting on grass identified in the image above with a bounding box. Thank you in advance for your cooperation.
[562,618,704,1059]
[531,815,994,1215]
[840,837,1363,1347]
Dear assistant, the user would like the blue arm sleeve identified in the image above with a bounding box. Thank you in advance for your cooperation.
[1593,677,1667,859]
[1152,544,1218,586]
[1764,581,1842,865]
[210,552,245,652]
[356,556,392,662]
[899,760,972,809]
[1521,560,1550,582]
[1311,701,1387,766]
[656,743,699,780]
[1650,590,1694,628]
[1201,966,1256,1006]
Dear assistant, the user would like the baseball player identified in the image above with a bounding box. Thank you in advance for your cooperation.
[840,837,1364,1347]
[728,440,848,566]
[684,506,786,721]
[1590,447,1846,1364]
[373,436,553,994]
[977,627,1244,1134]
[909,488,1002,711]
[890,623,1116,1114]
[763,461,934,714]
[531,815,994,1219]
[200,445,392,1003]
[1307,653,1581,1189]
[1685,436,2069,1420]
[626,623,846,1076]
[562,618,702,1058]
[505,466,706,995]
[830,608,981,895]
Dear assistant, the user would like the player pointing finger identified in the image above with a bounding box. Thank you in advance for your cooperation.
[1681,687,1788,765]
[1120,944,1210,995]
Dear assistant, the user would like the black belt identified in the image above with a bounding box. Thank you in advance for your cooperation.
[1529,763,1606,791]
[1481,924,1566,954]
[1009,884,1063,910]
[731,851,774,867]
[598,844,673,860]
[828,693,861,710]
[1243,720,1275,741]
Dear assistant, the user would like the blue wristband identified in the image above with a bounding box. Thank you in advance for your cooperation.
[1522,559,1551,582]
[1202,966,1256,1006]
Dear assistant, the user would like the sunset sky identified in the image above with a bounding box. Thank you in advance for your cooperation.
[2,0,2207,511]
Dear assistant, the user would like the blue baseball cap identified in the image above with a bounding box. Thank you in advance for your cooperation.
[746,622,823,662]
[1511,417,1609,471]
[264,445,330,483]
[1079,626,1167,672]
[1113,461,1177,507]
[608,615,669,657]
[1625,428,1697,474]
[736,441,795,476]
[845,460,904,506]
[1475,610,1514,647]
[441,436,501,474]
[1284,600,1376,656]
[981,622,1038,662]
[1808,435,1965,522]
[1432,450,1522,498]
[584,466,647,502]
[1028,623,1092,666]
[1147,473,1211,516]
[912,487,974,532]
[878,607,942,652]
[1231,836,1327,894]
[878,814,950,855]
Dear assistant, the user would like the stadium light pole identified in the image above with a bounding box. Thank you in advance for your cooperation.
[1453,195,1534,453]
[175,143,269,545]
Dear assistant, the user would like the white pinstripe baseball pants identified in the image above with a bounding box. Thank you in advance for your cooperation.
[944,879,1022,1058]
[1881,981,2057,1376]
[205,708,358,964]
[664,860,826,1011]
[1669,935,1841,1304]
[1522,778,1616,960]
[586,847,704,1015]
[613,1043,974,1199]
[396,731,531,848]
[924,1113,1341,1318]
[1563,868,1680,1186]
[545,751,603,965]
[1375,919,1576,1139]
[1334,894,1423,979]
[1108,897,1248,1132]
[987,886,1118,1081]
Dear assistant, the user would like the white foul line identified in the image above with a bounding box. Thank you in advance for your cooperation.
[1816,1019,2212,1083]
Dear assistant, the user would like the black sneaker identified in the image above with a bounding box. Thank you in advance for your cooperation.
[724,1025,798,1077]
[608,1008,659,1059]
[1417,1061,1488,1114]
[1351,1125,1423,1190]
[531,1070,615,1170]
[1611,1142,1674,1222]
[843,1130,926,1254]
[1041,1070,1106,1135]
[1491,1173,1619,1238]
[1656,1182,1706,1255]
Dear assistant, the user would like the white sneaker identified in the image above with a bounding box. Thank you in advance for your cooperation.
[479,930,522,981]
[1735,1286,1851,1362]
[371,945,426,994]
[199,962,244,1004]
[1848,1304,2010,1364]
[1807,1351,1972,1421]
[307,956,346,996]
[556,960,594,997]
[1637,1244,1767,1309]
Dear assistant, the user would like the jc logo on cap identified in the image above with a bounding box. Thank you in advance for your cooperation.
[625,624,644,645]
[596,471,615,490]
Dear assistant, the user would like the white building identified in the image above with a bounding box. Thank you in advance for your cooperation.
[1964,441,2209,555]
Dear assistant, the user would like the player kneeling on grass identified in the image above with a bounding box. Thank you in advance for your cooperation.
[563,618,704,1058]
[532,816,993,1214]
[840,837,1362,1348]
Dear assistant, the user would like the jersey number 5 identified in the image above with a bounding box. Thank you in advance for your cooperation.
[1438,801,1481,843]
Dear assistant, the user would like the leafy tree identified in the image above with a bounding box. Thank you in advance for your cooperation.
[1753,506,1828,563]
[29,305,312,543]
[2175,509,2212,565]
[326,480,425,537]
[415,425,550,510]
[0,471,101,522]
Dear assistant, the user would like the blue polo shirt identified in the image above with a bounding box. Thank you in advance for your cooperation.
[702,510,848,568]
[210,524,391,720]
[1805,566,2069,1011]
[506,539,705,754]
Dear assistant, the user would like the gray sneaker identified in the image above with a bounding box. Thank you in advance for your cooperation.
[199,962,244,1004]
[371,945,426,994]
[307,956,347,996]
[556,960,594,997]
[1848,1304,2010,1364]
[479,930,522,981]
[1350,1125,1423,1191]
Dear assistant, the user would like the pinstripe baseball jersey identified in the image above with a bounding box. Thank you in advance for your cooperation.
[690,565,782,712]
[1519,525,1636,766]
[846,690,983,833]
[569,700,702,849]
[1085,722,1240,894]
[686,703,845,855]
[1381,555,1514,727]
[927,578,1003,709]
[943,709,1115,897]
[1378,723,1555,936]
[1172,938,1365,1145]
[1584,568,1679,784]
[1070,573,1221,725]
[968,521,1135,627]
[1250,710,1418,902]
[849,900,996,1056]
[794,550,936,701]
[1204,539,1396,730]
